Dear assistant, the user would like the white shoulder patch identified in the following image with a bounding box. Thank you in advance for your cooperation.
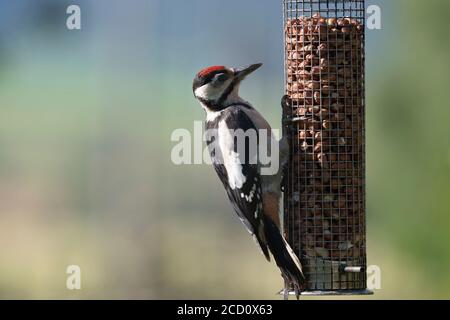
[218,120,246,190]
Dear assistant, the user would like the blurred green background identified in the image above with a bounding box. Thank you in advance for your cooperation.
[0,0,449,299]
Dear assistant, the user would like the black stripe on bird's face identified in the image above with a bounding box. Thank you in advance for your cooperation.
[197,80,237,112]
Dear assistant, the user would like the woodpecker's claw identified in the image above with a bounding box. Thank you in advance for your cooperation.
[281,95,292,116]
[281,95,294,128]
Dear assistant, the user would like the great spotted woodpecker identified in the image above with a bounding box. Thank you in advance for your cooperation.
[192,64,305,296]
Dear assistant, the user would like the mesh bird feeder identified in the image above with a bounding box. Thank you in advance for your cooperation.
[282,0,371,295]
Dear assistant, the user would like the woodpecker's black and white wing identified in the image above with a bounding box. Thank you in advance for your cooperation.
[206,106,270,260]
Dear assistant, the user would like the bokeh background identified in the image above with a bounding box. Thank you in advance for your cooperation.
[0,0,449,299]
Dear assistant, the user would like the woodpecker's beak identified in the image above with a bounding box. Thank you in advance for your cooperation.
[234,63,263,82]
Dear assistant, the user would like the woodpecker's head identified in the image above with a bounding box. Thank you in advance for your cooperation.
[193,63,262,112]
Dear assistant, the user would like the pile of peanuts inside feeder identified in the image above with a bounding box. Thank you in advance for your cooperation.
[285,14,365,261]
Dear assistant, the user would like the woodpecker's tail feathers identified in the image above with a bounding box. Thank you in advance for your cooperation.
[252,230,271,263]
[263,215,306,297]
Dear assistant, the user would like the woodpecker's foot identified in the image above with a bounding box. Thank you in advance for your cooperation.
[282,94,293,114]
[281,94,291,110]
[281,95,292,119]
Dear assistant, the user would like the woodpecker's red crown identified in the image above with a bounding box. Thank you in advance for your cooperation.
[197,66,226,78]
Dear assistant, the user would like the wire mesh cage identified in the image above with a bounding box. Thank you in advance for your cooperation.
[282,0,371,295]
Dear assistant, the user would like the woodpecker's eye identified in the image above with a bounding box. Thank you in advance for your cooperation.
[213,73,229,83]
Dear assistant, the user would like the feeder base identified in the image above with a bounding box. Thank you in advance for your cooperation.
[279,289,374,297]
